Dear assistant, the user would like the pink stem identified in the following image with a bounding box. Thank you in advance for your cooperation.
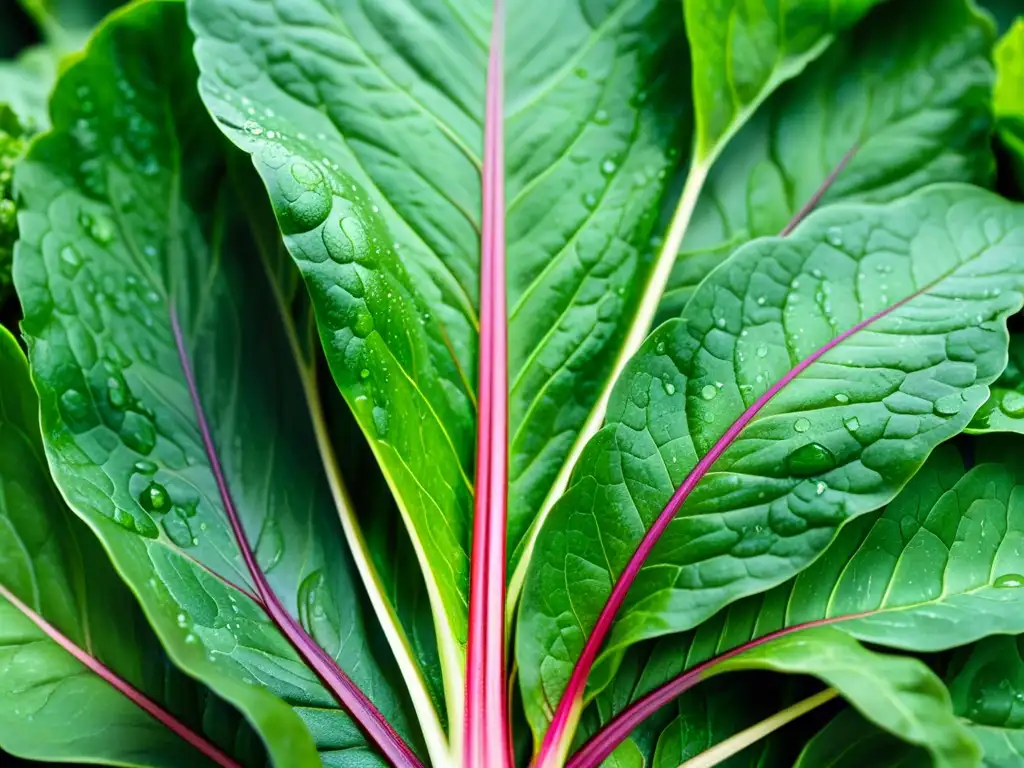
[170,308,421,768]
[566,612,872,768]
[0,581,242,768]
[464,0,512,765]
[535,283,932,765]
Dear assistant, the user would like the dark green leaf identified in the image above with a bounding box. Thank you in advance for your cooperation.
[13,1,419,763]
[794,709,928,768]
[518,184,1024,740]
[0,326,266,767]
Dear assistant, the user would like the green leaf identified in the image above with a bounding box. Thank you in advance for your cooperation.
[0,45,57,132]
[0,326,267,767]
[708,628,979,768]
[995,19,1024,187]
[794,708,928,768]
[968,334,1024,432]
[517,184,1024,740]
[947,636,1024,767]
[660,0,996,319]
[979,0,1022,35]
[685,0,879,163]
[186,0,694,708]
[13,1,419,763]
[0,108,27,303]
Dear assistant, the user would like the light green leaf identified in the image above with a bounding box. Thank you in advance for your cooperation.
[685,0,878,163]
[995,19,1024,186]
[660,0,995,319]
[186,0,694,713]
[518,184,1024,740]
[968,334,1024,432]
[0,326,267,767]
[13,1,419,763]
[709,628,979,768]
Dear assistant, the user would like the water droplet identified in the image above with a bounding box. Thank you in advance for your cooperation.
[359,368,370,380]
[59,245,83,276]
[59,389,95,433]
[843,416,860,433]
[834,393,849,404]
[594,109,610,125]
[701,384,717,401]
[815,481,826,495]
[825,227,843,247]
[756,296,766,306]
[184,633,197,644]
[1001,390,1024,418]
[934,393,963,416]
[715,317,726,329]
[756,343,768,358]
[994,573,1024,589]
[786,442,837,477]
[601,159,617,175]
[664,381,676,396]
[243,120,263,135]
[106,377,127,409]
[582,192,597,209]
[176,613,188,627]
[655,341,666,355]
[140,482,169,513]
[793,417,810,433]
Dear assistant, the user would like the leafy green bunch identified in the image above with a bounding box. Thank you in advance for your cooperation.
[4,1,1024,768]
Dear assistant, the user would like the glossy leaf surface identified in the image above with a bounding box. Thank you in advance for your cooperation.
[13,1,416,763]
[661,0,995,319]
[518,184,1024,739]
[0,327,261,767]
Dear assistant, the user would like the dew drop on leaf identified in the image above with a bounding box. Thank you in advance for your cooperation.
[700,384,717,400]
[601,158,617,175]
[843,415,860,433]
[1001,390,1024,418]
[756,343,768,358]
[594,109,609,125]
[59,245,83,276]
[655,341,666,354]
[994,573,1024,588]
[834,393,849,404]
[359,368,370,379]
[59,389,95,433]
[793,417,810,433]
[133,459,157,475]
[825,227,843,247]
[140,481,169,513]
[934,393,963,416]
[786,442,836,477]
[664,381,676,396]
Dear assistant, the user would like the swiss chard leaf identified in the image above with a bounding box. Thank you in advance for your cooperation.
[0,326,262,767]
[13,0,419,763]
[518,184,1024,746]
[660,0,996,319]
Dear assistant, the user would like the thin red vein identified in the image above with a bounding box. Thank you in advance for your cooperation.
[170,308,421,768]
[779,145,859,236]
[0,581,241,768]
[536,282,932,764]
[464,0,512,765]
[566,612,873,768]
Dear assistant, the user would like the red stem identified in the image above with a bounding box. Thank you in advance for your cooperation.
[779,145,859,236]
[535,283,933,764]
[0,581,242,768]
[464,0,512,765]
[170,308,422,768]
[566,612,872,768]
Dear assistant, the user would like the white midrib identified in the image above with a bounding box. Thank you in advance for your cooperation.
[261,260,455,766]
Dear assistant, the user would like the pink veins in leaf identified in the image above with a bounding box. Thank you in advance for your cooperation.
[170,307,422,768]
[0,581,242,768]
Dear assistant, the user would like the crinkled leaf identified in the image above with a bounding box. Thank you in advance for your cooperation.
[661,0,995,319]
[0,327,266,767]
[13,1,418,763]
[186,0,692,703]
[518,184,1024,738]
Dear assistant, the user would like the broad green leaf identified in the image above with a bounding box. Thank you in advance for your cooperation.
[969,334,1024,432]
[702,628,979,768]
[793,709,927,768]
[660,0,996,319]
[995,19,1024,186]
[948,636,1024,767]
[0,326,266,767]
[685,0,878,163]
[518,184,1024,740]
[796,635,1024,768]
[186,0,693,707]
[13,1,419,763]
